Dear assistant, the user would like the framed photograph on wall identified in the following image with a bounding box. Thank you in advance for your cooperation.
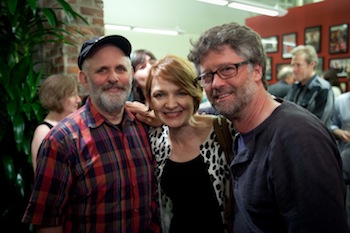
[329,57,350,77]
[304,26,321,53]
[329,23,348,54]
[282,33,297,59]
[262,36,278,53]
[275,63,291,75]
[266,57,272,81]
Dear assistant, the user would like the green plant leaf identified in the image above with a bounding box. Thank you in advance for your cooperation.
[22,103,32,120]
[31,102,44,122]
[57,0,88,24]
[2,154,16,184]
[13,114,25,151]
[16,170,25,197]
[43,8,57,27]
[6,100,17,121]
[28,0,37,13]
[6,0,18,15]
[22,133,31,158]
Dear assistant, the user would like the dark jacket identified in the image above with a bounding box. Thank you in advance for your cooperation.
[284,75,334,127]
[268,80,291,98]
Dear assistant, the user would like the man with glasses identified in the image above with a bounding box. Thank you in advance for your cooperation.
[188,22,348,233]
[285,45,334,128]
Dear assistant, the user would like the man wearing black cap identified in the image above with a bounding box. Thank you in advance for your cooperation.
[22,35,160,233]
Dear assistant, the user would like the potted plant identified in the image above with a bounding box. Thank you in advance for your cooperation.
[0,0,87,231]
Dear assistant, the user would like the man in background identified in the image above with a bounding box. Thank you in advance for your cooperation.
[284,45,334,127]
[268,65,294,98]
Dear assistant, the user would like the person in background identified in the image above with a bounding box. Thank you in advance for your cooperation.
[331,72,350,230]
[188,22,348,233]
[22,35,160,233]
[322,68,342,98]
[147,54,233,233]
[31,74,81,172]
[268,65,294,98]
[129,49,157,104]
[284,45,334,127]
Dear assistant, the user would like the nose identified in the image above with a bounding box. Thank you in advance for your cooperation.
[76,94,82,104]
[211,72,225,88]
[110,71,120,82]
[165,96,178,109]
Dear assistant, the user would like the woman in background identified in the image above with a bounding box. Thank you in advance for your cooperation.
[129,49,156,104]
[31,74,81,171]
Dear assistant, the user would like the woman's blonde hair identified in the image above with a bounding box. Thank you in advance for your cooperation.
[39,74,78,113]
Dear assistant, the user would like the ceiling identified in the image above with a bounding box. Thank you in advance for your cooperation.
[103,0,323,36]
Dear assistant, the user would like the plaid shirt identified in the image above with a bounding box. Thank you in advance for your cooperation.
[22,99,160,233]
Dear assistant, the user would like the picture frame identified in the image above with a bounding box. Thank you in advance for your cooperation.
[315,57,323,76]
[304,26,321,53]
[275,63,291,75]
[329,23,348,54]
[262,36,278,53]
[282,33,297,59]
[266,57,272,81]
[329,57,350,77]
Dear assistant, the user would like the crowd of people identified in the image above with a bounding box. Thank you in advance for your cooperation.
[22,22,350,233]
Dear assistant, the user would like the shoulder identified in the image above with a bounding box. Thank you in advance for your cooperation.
[32,124,52,142]
[336,92,350,101]
[312,75,332,89]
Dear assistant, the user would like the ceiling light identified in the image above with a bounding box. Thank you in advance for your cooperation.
[105,24,131,31]
[133,27,179,36]
[196,0,228,6]
[228,0,288,17]
[105,24,180,36]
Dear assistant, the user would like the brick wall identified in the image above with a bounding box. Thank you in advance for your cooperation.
[40,0,105,96]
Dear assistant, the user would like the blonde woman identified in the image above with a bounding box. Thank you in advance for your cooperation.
[145,55,234,233]
[31,74,81,171]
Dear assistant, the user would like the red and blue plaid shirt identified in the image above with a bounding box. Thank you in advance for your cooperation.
[22,99,160,233]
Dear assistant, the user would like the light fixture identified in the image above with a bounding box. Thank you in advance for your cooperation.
[196,0,228,6]
[105,24,131,31]
[228,0,287,17]
[133,27,179,36]
[196,0,288,17]
[105,24,181,36]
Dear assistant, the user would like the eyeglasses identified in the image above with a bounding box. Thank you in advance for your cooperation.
[195,60,252,87]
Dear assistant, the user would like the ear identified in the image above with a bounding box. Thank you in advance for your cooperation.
[78,71,89,91]
[252,63,263,82]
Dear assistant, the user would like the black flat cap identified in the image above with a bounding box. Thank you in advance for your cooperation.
[77,35,132,70]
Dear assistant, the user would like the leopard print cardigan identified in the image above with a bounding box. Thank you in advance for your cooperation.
[149,118,234,233]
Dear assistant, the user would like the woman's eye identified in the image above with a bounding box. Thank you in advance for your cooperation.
[153,92,164,98]
[178,91,188,96]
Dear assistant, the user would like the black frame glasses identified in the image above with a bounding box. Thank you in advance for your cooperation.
[195,60,252,87]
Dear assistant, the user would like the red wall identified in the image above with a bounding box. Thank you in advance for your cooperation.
[246,0,350,88]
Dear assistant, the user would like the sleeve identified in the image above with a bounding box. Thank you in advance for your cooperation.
[270,119,348,232]
[330,98,341,131]
[313,88,334,125]
[22,130,73,226]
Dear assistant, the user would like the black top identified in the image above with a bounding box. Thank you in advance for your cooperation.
[40,121,54,129]
[161,155,224,233]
